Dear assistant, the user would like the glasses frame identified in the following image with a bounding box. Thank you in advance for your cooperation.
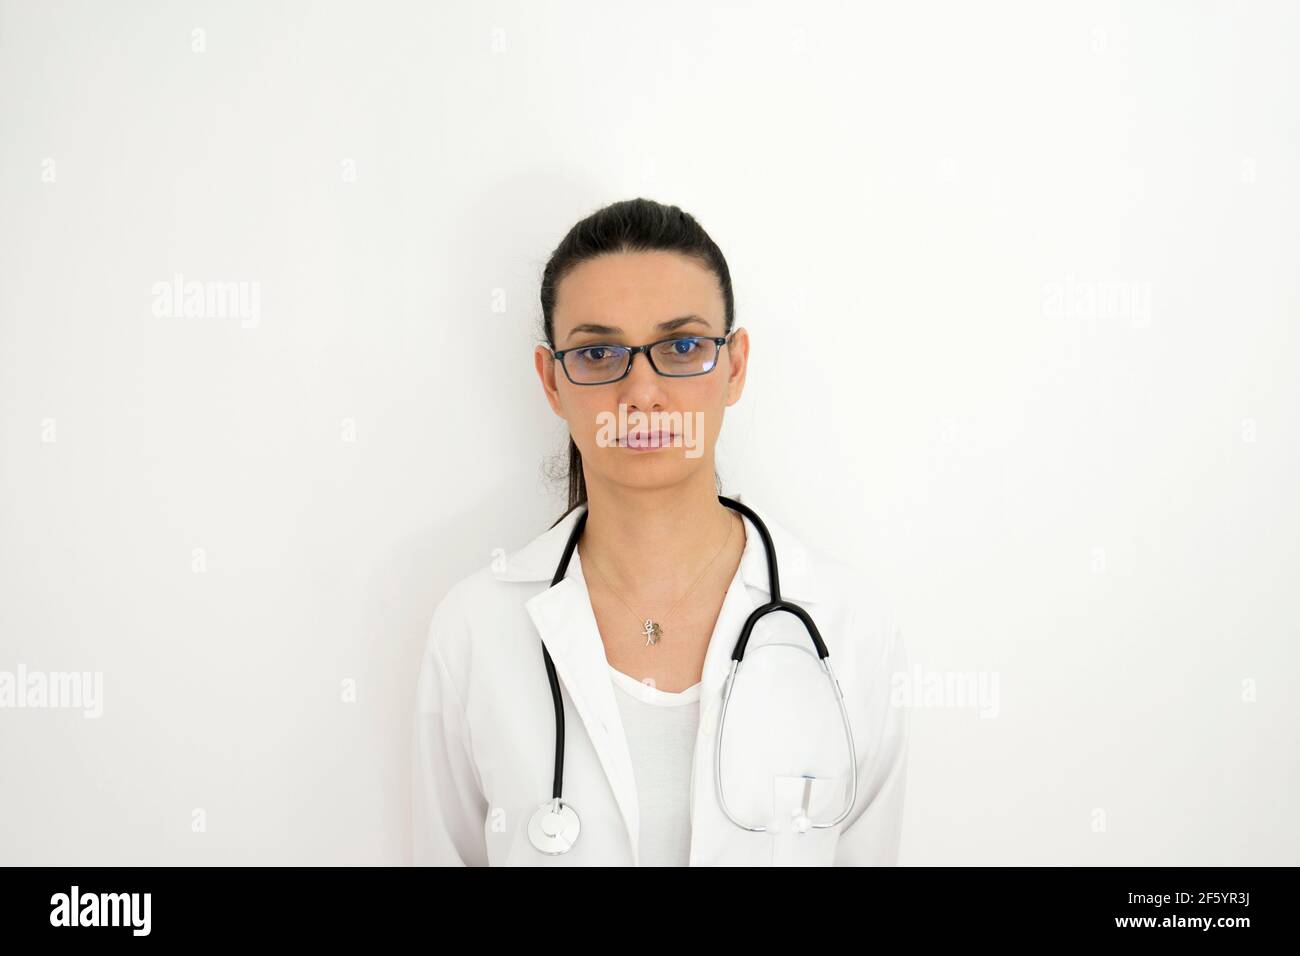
[550,332,736,386]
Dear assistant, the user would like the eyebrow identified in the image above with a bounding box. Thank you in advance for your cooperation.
[564,314,713,344]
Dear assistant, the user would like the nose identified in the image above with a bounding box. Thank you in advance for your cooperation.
[617,347,668,405]
[628,347,656,377]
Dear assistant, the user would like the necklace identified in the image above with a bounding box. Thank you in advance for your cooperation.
[581,510,737,647]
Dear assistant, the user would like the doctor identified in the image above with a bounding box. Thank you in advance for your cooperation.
[413,198,909,866]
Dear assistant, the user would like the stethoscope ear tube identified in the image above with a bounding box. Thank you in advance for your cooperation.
[730,599,831,661]
[530,507,587,853]
[714,602,858,832]
[716,495,779,599]
[543,507,588,801]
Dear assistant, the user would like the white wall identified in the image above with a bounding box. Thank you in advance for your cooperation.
[1,0,1296,865]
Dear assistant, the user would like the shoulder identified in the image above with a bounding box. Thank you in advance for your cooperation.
[419,561,529,695]
[790,531,904,681]
[733,496,900,659]
[420,504,582,685]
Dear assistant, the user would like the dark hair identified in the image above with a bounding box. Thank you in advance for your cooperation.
[540,198,735,528]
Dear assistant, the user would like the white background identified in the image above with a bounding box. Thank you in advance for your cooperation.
[1,0,1297,865]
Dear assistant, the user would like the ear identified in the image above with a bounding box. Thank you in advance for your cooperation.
[535,344,565,417]
[723,328,749,407]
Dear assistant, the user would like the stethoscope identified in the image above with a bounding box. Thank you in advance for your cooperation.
[527,494,859,855]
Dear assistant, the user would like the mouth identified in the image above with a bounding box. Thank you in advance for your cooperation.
[618,431,678,450]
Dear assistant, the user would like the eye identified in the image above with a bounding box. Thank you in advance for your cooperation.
[669,337,700,354]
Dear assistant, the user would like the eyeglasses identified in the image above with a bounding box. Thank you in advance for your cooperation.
[551,333,735,386]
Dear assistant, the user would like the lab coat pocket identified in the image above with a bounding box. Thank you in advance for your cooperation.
[770,773,847,866]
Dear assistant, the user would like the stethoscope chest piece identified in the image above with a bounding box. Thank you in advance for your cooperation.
[528,799,580,854]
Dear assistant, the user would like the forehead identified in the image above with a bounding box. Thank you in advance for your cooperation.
[553,250,724,341]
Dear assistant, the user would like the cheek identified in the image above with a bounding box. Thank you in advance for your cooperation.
[650,385,726,453]
[556,388,610,441]
[683,381,729,430]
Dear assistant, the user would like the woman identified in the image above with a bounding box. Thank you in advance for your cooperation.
[413,198,909,866]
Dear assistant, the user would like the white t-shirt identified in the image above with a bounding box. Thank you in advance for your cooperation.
[606,663,701,867]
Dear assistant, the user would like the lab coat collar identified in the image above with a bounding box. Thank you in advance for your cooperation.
[505,494,823,865]
[490,492,822,604]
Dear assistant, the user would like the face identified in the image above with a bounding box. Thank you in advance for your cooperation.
[535,250,749,493]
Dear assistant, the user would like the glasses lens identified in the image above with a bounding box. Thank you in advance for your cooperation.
[566,345,630,384]
[650,337,719,376]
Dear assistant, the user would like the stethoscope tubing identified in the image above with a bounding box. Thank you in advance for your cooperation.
[532,494,857,850]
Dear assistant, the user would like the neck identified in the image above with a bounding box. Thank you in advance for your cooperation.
[576,468,740,607]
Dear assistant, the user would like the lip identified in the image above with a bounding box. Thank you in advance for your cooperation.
[619,431,678,451]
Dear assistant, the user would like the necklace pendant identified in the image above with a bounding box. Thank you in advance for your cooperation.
[642,618,662,647]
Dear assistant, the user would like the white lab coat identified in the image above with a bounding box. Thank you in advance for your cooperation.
[412,494,910,866]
